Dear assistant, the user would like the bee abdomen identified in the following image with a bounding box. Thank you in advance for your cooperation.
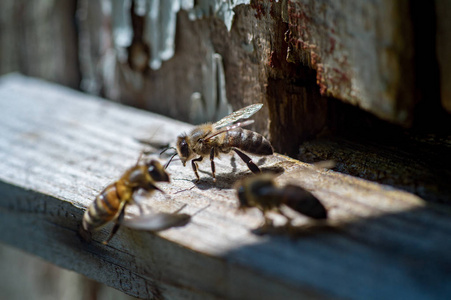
[82,184,122,232]
[282,185,328,219]
[226,128,273,155]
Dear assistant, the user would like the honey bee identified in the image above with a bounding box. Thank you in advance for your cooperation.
[80,157,170,244]
[167,103,273,181]
[235,173,328,226]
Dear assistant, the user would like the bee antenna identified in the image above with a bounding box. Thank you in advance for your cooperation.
[164,152,178,169]
[160,146,177,156]
[135,151,145,166]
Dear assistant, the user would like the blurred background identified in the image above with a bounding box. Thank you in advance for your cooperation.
[0,243,136,300]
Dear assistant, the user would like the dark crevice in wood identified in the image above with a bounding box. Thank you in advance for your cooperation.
[294,91,451,204]
[265,17,328,157]
[127,0,151,79]
[262,2,451,204]
[409,1,451,132]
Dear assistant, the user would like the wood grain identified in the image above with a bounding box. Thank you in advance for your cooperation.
[1,74,451,299]
[287,0,416,125]
[0,0,79,88]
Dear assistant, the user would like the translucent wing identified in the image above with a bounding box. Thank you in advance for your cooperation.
[122,203,209,231]
[122,212,191,231]
[123,204,191,231]
[213,103,263,129]
[204,120,254,142]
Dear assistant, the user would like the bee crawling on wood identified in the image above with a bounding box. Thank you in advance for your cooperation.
[80,155,170,244]
[166,103,274,182]
[235,173,328,227]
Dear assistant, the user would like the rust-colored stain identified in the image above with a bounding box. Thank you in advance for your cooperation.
[251,1,266,19]
[286,1,354,98]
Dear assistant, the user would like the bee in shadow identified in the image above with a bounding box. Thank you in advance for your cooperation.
[235,173,328,230]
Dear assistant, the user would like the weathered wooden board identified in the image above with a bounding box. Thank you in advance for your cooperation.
[75,0,448,159]
[0,0,79,88]
[298,136,451,204]
[1,74,451,299]
[0,243,135,300]
[287,0,416,125]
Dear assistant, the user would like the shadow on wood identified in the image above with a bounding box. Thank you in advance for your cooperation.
[1,75,451,299]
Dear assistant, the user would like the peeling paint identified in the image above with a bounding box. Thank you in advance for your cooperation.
[189,52,232,124]
[109,0,251,70]
[111,0,132,60]
[187,0,250,31]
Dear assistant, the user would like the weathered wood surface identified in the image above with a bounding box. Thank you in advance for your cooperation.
[76,0,441,133]
[298,136,451,204]
[2,0,448,158]
[0,243,135,300]
[286,0,416,125]
[0,0,79,89]
[1,74,451,299]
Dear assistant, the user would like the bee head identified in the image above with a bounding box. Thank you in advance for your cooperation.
[146,160,170,182]
[176,134,192,166]
[235,174,276,211]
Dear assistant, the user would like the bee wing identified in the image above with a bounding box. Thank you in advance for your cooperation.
[213,103,263,129]
[122,212,191,231]
[122,204,190,231]
[204,120,254,141]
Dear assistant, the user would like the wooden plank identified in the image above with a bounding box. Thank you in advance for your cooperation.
[0,243,134,300]
[1,74,451,299]
[287,0,415,125]
[0,0,79,88]
[298,137,451,204]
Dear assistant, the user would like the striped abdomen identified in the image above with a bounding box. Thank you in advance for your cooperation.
[82,182,131,232]
[224,128,273,155]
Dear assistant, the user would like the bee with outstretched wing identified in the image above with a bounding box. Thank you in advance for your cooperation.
[168,103,274,181]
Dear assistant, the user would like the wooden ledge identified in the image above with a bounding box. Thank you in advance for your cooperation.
[1,74,451,299]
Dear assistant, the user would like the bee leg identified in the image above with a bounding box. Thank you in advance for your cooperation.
[233,148,261,174]
[103,205,126,245]
[191,156,203,182]
[260,210,273,227]
[146,182,165,194]
[78,225,92,242]
[210,148,216,182]
[263,216,273,227]
[277,208,293,226]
